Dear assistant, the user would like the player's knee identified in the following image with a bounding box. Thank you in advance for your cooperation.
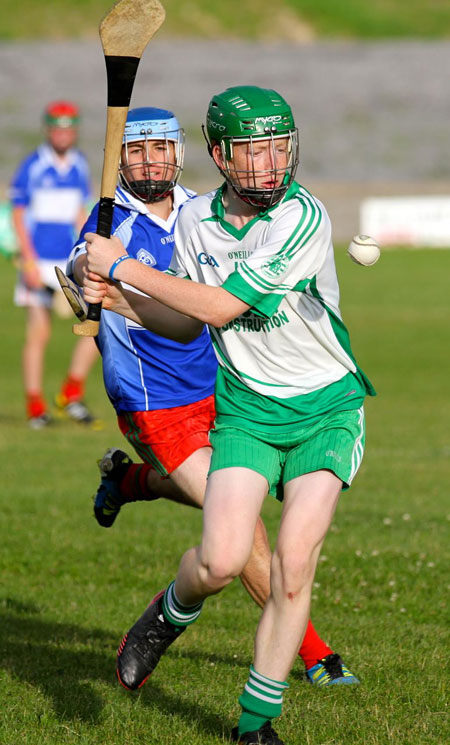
[271,547,315,597]
[200,552,245,592]
[26,320,50,346]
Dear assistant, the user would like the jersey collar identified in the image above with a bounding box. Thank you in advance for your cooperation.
[39,143,78,174]
[115,184,193,230]
[210,183,273,240]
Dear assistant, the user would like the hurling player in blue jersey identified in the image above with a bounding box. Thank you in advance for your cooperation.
[9,101,100,429]
[67,106,359,693]
[68,107,219,512]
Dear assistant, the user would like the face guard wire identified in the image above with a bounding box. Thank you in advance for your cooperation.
[220,130,299,209]
[119,129,185,203]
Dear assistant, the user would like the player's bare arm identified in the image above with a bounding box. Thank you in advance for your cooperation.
[75,206,89,234]
[84,231,250,327]
[83,269,204,343]
[75,253,205,342]
[12,205,43,289]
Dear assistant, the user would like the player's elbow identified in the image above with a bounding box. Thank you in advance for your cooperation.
[204,296,245,328]
[205,310,230,328]
[206,307,243,328]
[205,289,249,328]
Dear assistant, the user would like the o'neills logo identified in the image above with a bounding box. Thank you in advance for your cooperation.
[255,116,282,124]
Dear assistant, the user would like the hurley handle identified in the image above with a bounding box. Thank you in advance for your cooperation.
[72,0,165,337]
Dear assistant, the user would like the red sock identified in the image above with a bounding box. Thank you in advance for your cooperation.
[119,464,160,503]
[298,620,333,670]
[26,393,46,419]
[60,376,84,403]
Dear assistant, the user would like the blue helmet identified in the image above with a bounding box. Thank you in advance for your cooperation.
[119,107,185,203]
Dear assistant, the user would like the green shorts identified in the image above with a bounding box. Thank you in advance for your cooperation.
[208,407,365,501]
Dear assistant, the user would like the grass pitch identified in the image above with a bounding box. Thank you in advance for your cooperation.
[0,248,449,745]
[1,0,449,39]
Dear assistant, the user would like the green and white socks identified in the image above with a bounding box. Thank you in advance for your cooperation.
[160,585,287,737]
[162,581,203,628]
[238,665,289,736]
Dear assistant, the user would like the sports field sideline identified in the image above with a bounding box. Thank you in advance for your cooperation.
[0,247,448,745]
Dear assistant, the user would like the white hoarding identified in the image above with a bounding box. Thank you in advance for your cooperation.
[360,196,450,248]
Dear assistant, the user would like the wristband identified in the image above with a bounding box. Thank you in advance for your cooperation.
[108,254,133,280]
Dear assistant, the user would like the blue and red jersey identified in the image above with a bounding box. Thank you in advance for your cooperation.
[68,185,218,414]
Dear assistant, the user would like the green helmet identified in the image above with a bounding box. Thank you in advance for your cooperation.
[204,85,299,208]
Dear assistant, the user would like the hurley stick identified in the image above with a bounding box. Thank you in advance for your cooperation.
[73,0,165,336]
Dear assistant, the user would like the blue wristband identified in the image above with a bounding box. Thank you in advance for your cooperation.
[108,254,133,280]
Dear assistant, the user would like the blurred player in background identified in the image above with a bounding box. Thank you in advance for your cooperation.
[9,101,100,429]
[67,106,359,693]
[81,87,375,745]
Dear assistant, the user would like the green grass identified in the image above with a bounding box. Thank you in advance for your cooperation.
[0,248,449,745]
[1,0,449,39]
[286,0,450,38]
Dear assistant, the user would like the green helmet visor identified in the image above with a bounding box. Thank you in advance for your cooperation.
[205,86,299,208]
[217,130,299,209]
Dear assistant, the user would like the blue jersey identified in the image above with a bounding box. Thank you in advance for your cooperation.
[68,185,217,414]
[9,143,91,261]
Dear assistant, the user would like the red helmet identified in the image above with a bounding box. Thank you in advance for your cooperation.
[44,101,80,128]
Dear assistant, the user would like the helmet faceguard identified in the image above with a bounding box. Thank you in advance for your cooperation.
[119,107,185,203]
[203,86,299,209]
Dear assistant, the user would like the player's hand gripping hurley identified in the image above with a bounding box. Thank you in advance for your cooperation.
[73,0,165,337]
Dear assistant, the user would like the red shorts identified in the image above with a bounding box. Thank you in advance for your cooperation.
[118,394,215,476]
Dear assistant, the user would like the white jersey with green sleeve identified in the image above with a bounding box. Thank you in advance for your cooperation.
[170,181,374,431]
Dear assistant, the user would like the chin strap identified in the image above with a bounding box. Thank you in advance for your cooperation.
[127,179,174,203]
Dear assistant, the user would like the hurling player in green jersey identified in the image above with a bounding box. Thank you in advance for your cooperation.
[83,86,375,745]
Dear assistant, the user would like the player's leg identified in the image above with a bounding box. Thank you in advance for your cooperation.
[238,516,272,608]
[93,399,215,527]
[23,304,52,427]
[63,335,99,392]
[236,512,358,687]
[204,423,351,678]
[94,394,218,527]
[236,470,341,742]
[238,519,351,684]
[168,445,211,506]
[236,409,366,739]
[174,467,268,601]
[97,439,281,606]
[95,400,276,605]
[94,432,269,578]
[117,466,268,690]
[297,408,364,686]
[144,448,353,683]
[254,470,342,681]
[55,335,101,426]
[107,408,359,685]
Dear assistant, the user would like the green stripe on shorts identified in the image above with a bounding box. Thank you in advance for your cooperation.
[282,406,365,490]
